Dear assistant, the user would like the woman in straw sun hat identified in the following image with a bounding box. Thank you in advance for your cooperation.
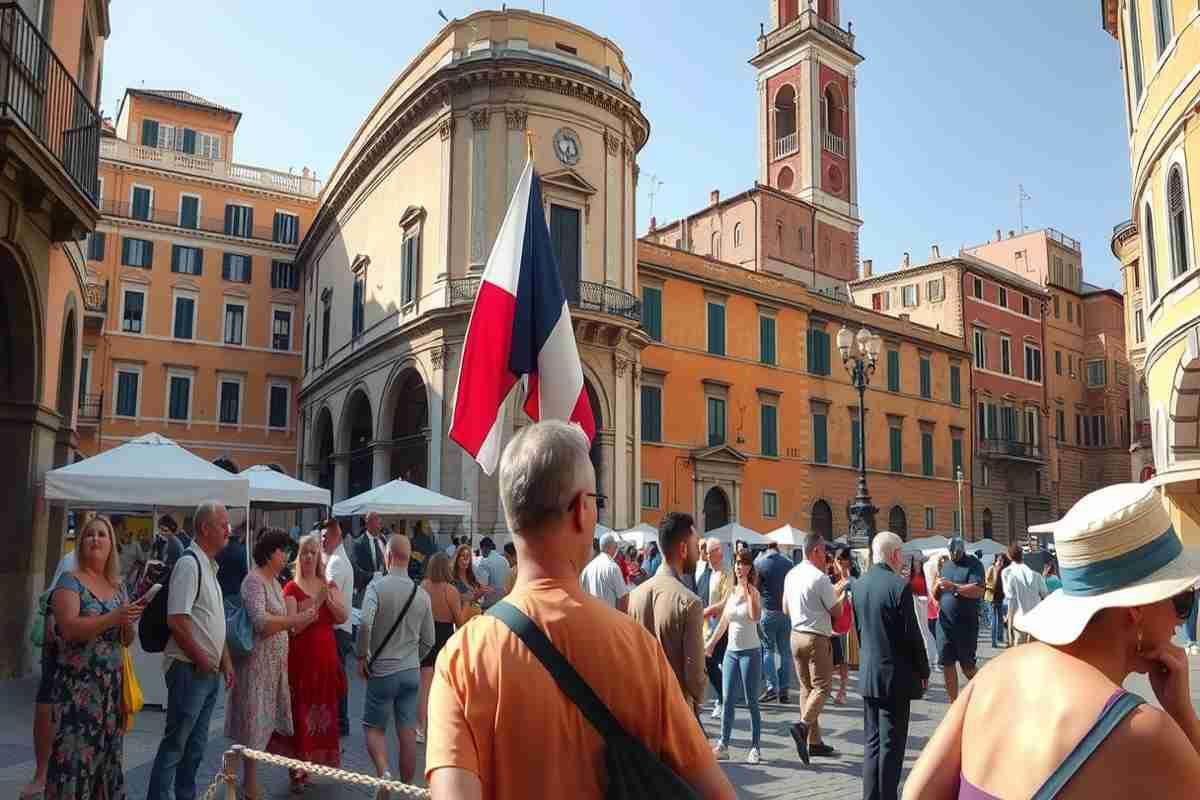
[903,482,1200,799]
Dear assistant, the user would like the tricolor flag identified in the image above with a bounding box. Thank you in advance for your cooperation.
[449,159,595,474]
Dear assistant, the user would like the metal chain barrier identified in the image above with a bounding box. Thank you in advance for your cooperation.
[196,744,433,799]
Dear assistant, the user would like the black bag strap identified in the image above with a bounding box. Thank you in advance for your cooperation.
[367,582,419,674]
[488,601,624,740]
[179,550,201,607]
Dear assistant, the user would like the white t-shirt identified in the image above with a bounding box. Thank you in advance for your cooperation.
[783,560,838,637]
[326,542,355,633]
[164,544,226,669]
[580,552,630,609]
[724,592,762,652]
[1001,561,1048,622]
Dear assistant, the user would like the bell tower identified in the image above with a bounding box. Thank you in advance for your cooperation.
[752,0,863,267]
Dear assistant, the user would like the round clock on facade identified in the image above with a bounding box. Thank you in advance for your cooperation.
[553,127,581,166]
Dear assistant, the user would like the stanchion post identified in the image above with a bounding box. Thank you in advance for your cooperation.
[223,746,242,800]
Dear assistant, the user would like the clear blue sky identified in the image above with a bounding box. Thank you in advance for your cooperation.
[101,0,1131,289]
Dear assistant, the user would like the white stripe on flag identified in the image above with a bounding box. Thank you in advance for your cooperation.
[479,160,534,295]
[534,300,586,421]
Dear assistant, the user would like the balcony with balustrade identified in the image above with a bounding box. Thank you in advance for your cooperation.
[823,130,846,158]
[77,393,102,427]
[446,276,641,324]
[101,197,301,247]
[0,2,102,239]
[979,437,1045,463]
[774,132,798,159]
[755,8,857,60]
[82,279,107,331]
[99,137,321,198]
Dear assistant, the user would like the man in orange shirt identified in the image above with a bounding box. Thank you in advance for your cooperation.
[426,421,734,800]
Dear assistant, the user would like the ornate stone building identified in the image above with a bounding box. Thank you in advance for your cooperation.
[296,10,650,534]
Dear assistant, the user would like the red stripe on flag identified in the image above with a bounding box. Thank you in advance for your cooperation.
[449,282,520,457]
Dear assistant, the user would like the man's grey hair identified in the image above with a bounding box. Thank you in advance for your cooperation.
[706,538,724,555]
[872,531,904,565]
[499,420,594,535]
[599,531,622,553]
[193,501,224,536]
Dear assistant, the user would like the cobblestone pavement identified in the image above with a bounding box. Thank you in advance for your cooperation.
[0,629,1193,799]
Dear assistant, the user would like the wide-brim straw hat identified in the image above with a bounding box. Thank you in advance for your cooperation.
[1017,482,1200,646]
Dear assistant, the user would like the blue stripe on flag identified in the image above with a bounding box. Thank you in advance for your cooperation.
[510,172,567,377]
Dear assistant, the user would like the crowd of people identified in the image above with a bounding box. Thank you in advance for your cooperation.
[21,422,1200,800]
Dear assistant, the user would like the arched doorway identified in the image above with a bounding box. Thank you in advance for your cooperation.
[811,499,833,541]
[888,505,908,541]
[584,380,604,505]
[388,368,429,485]
[55,308,77,424]
[214,457,238,473]
[314,407,335,495]
[703,486,730,532]
[343,389,373,498]
[982,508,994,539]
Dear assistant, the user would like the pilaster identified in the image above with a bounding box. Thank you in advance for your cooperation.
[469,109,491,268]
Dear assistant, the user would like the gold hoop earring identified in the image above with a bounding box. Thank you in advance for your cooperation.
[1136,626,1144,654]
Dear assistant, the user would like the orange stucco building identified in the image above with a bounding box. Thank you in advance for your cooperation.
[638,241,972,541]
[77,89,318,475]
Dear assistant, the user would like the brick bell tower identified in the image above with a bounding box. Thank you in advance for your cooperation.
[752,0,863,276]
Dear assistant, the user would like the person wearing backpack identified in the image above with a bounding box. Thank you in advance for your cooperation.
[425,421,734,800]
[147,501,234,800]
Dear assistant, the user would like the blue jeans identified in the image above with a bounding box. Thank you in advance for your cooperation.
[759,610,792,694]
[147,659,221,800]
[991,603,1006,647]
[335,628,353,732]
[720,648,762,747]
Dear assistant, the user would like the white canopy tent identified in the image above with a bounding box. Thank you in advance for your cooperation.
[240,464,330,510]
[45,432,250,509]
[332,479,472,520]
[766,524,809,548]
[708,522,772,548]
[619,522,658,549]
[901,535,950,557]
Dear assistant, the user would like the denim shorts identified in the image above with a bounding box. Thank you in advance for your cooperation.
[362,668,421,731]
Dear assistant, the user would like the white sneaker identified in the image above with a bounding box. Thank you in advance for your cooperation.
[746,747,762,765]
[710,702,722,720]
[415,728,426,743]
[1188,644,1200,656]
[712,741,728,759]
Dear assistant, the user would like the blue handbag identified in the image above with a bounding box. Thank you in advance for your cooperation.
[224,596,254,659]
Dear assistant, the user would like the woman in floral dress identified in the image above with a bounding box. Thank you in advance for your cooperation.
[225,529,315,798]
[47,515,146,800]
[271,532,348,793]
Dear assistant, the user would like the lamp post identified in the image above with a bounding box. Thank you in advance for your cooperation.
[838,325,881,548]
[955,465,965,540]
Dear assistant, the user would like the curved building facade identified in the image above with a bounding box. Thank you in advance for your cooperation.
[296,10,650,535]
[1101,0,1200,539]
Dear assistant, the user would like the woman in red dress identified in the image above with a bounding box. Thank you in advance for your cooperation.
[271,532,348,793]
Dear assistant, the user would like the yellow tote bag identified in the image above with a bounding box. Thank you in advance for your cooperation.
[121,645,143,732]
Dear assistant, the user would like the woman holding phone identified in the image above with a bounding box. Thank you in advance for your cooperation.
[705,548,764,765]
[904,483,1200,799]
[46,515,146,800]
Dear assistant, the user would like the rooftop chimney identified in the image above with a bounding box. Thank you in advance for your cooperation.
[710,189,720,205]
[902,252,910,268]
[996,229,1002,242]
[931,244,941,259]
[862,259,873,278]
[650,215,657,232]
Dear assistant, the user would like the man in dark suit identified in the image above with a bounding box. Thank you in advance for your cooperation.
[351,511,388,606]
[852,531,930,800]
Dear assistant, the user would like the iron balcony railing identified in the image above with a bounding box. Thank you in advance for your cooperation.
[1112,219,1136,239]
[102,197,300,246]
[1046,227,1081,253]
[0,3,100,205]
[83,279,106,313]
[448,276,642,323]
[979,437,1045,462]
[77,393,101,424]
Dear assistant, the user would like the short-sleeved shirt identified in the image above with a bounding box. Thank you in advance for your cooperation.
[783,560,838,636]
[755,550,794,612]
[1001,562,1048,622]
[426,577,714,797]
[476,552,512,605]
[580,552,630,608]
[938,554,985,627]
[164,544,225,669]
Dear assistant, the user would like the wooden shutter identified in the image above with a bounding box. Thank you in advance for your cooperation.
[922,433,933,476]
[888,350,900,392]
[141,119,159,146]
[890,428,902,472]
[920,358,931,398]
[950,366,961,404]
[952,438,963,473]
[813,413,827,463]
[182,128,197,154]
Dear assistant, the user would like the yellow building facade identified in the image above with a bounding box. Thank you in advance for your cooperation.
[1101,0,1200,541]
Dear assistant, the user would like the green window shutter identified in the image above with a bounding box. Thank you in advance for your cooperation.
[707,304,725,355]
[761,405,778,456]
[141,119,159,146]
[890,427,902,472]
[952,438,963,475]
[121,237,130,265]
[851,418,861,469]
[813,413,828,464]
[806,329,816,373]
[888,350,900,392]
[950,365,961,405]
[640,386,661,442]
[171,245,180,273]
[922,432,934,476]
[642,287,662,341]
[819,330,830,375]
[987,405,998,440]
[182,128,197,154]
[760,317,776,365]
[920,358,931,399]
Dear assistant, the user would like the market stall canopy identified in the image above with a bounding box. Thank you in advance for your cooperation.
[971,539,1010,559]
[709,522,772,547]
[45,432,249,508]
[901,535,950,555]
[619,522,658,549]
[331,479,472,519]
[595,524,614,540]
[766,524,809,548]
[240,464,331,510]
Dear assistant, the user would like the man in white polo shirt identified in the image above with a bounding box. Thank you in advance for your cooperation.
[581,531,630,611]
[782,533,848,764]
[147,501,233,800]
[1000,543,1048,645]
[324,518,356,736]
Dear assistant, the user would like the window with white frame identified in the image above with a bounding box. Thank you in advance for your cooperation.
[641,481,661,509]
[224,204,254,238]
[926,277,944,302]
[268,383,290,429]
[1135,309,1145,343]
[179,194,200,229]
[924,507,935,530]
[973,276,983,298]
[121,287,146,334]
[218,377,242,425]
[1024,343,1042,382]
[1168,166,1191,278]
[1145,202,1161,302]
[130,185,153,221]
[121,237,153,268]
[973,328,986,369]
[222,253,252,283]
[223,301,246,345]
[762,490,779,519]
[1000,336,1012,375]
[271,260,298,290]
[1152,0,1172,56]
[401,234,419,306]
[272,212,300,245]
[733,223,743,248]
[171,244,202,275]
[166,371,193,421]
[172,291,196,340]
[1087,359,1107,387]
[114,367,140,417]
[997,286,1008,308]
[272,308,292,351]
[901,284,918,307]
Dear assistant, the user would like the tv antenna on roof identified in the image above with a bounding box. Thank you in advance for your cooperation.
[645,172,665,221]
[1018,183,1032,232]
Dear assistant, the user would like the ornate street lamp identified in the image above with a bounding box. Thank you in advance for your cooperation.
[838,325,881,548]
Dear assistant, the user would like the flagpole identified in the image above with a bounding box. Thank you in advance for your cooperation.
[526,129,534,161]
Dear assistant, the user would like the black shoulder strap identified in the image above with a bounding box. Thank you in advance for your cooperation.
[368,582,419,674]
[176,550,201,606]
[488,601,624,740]
[1031,692,1144,799]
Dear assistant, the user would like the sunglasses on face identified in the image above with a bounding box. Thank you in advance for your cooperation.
[1172,590,1195,621]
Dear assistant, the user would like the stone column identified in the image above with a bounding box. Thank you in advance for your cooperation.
[372,443,390,487]
[437,116,454,281]
[505,107,528,200]
[613,354,631,527]
[847,72,858,211]
[604,131,622,287]
[733,480,741,523]
[469,109,490,269]
[333,455,349,503]
[427,346,445,493]
[693,477,703,529]
[632,363,643,527]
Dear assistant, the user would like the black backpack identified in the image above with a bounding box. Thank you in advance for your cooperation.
[139,551,200,653]
[488,602,702,800]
